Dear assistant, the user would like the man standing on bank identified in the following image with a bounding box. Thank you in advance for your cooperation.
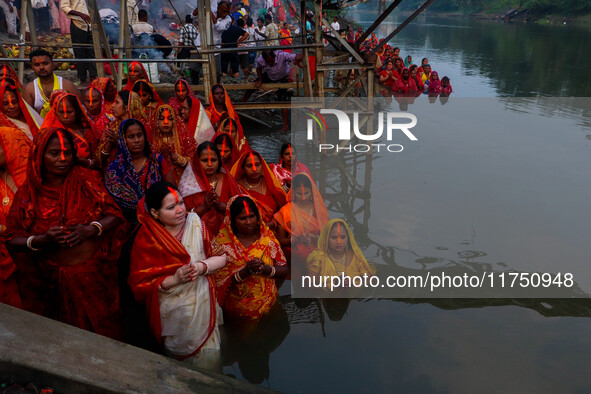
[22,50,80,117]
[61,0,98,86]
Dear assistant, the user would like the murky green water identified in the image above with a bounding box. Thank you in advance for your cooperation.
[230,15,591,393]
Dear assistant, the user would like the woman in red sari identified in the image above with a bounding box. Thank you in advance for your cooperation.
[150,104,196,183]
[41,93,100,170]
[428,71,442,94]
[0,125,32,308]
[230,150,286,228]
[89,77,118,114]
[123,61,150,91]
[133,80,164,120]
[129,181,226,369]
[0,84,40,139]
[82,86,111,137]
[178,96,215,144]
[393,68,418,96]
[211,117,250,159]
[274,173,329,265]
[168,79,193,114]
[179,141,241,235]
[269,143,312,192]
[2,128,125,339]
[378,58,398,97]
[409,65,424,94]
[214,195,287,321]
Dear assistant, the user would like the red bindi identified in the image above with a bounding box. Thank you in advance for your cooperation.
[57,132,67,160]
[221,139,227,156]
[249,152,256,172]
[163,108,171,124]
[179,81,183,96]
[62,99,68,119]
[167,186,179,203]
[88,87,94,107]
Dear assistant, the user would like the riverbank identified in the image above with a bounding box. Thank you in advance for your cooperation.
[421,10,591,28]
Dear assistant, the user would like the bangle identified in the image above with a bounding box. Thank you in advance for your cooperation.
[27,235,41,251]
[200,260,209,275]
[268,266,276,278]
[234,271,243,282]
[101,149,111,156]
[90,221,103,237]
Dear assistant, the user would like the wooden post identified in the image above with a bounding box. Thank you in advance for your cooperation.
[87,0,104,77]
[17,0,28,82]
[117,0,127,90]
[26,0,38,48]
[205,0,216,87]
[314,0,324,104]
[197,0,213,104]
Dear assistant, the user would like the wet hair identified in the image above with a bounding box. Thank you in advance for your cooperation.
[214,133,234,153]
[279,142,293,158]
[145,181,179,213]
[441,76,450,84]
[292,173,311,190]
[241,150,262,170]
[196,141,222,172]
[230,196,260,234]
[30,49,53,61]
[117,90,131,107]
[122,118,151,157]
[133,81,154,101]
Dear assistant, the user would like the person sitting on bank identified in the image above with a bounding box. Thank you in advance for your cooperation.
[22,50,80,117]
[242,49,303,133]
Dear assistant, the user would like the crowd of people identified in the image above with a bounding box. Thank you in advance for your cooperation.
[0,47,375,370]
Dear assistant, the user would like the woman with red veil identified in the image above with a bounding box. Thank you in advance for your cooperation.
[178,96,215,144]
[2,128,125,339]
[0,84,40,139]
[123,61,151,91]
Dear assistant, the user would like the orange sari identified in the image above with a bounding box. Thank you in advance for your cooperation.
[230,151,287,224]
[129,197,222,359]
[205,85,249,154]
[150,104,196,183]
[2,128,125,339]
[274,173,329,261]
[41,93,100,161]
[214,195,287,320]
[0,126,32,308]
[123,61,150,91]
[89,77,117,114]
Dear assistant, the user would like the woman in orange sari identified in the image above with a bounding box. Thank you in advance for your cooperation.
[275,173,329,263]
[41,93,100,170]
[0,84,40,139]
[89,77,117,114]
[214,195,287,321]
[2,128,125,339]
[150,104,196,183]
[230,150,286,228]
[178,141,241,235]
[123,61,150,91]
[179,96,215,144]
[129,181,226,370]
[0,125,32,308]
[133,80,164,120]
[205,84,245,135]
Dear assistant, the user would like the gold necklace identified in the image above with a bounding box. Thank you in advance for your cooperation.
[244,176,262,190]
[209,173,220,191]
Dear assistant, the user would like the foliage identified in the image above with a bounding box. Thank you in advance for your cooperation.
[396,0,591,15]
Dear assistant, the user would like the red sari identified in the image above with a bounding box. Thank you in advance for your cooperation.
[123,61,150,91]
[2,128,125,339]
[150,104,197,183]
[0,84,40,138]
[0,65,23,90]
[205,85,248,152]
[393,68,418,95]
[269,158,312,191]
[83,86,111,138]
[133,80,164,120]
[0,126,32,308]
[168,79,195,115]
[129,197,221,358]
[230,151,287,224]
[89,77,117,114]
[41,93,100,162]
[179,149,241,235]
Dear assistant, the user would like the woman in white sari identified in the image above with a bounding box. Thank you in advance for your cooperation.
[129,181,226,370]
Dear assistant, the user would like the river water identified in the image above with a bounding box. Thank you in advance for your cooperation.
[231,15,591,392]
